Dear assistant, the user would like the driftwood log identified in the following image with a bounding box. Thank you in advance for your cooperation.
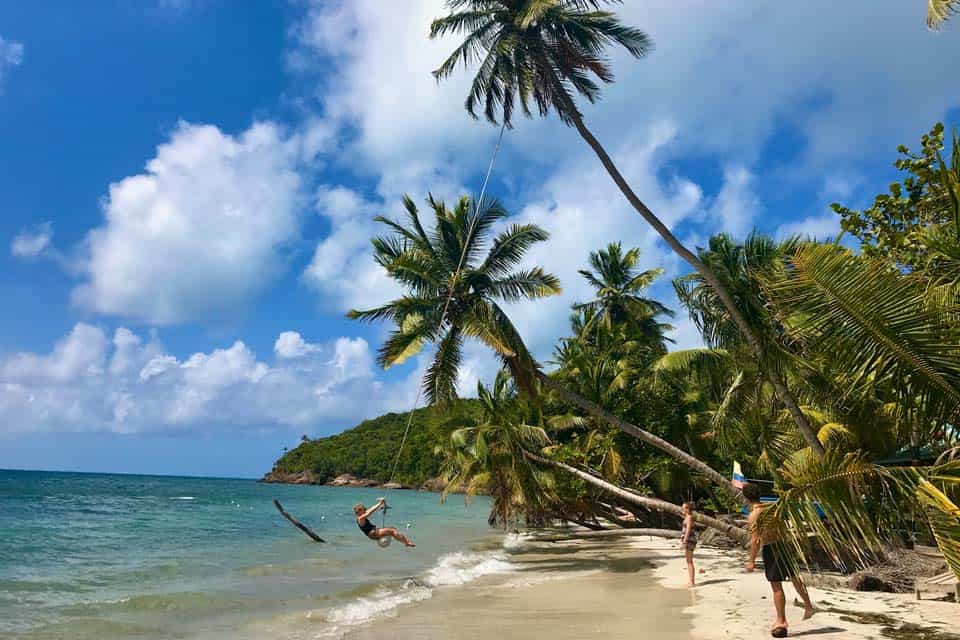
[274,499,326,543]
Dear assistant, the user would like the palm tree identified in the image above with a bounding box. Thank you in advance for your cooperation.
[349,193,741,498]
[575,242,673,336]
[430,0,825,455]
[440,371,553,528]
[928,0,960,29]
[348,194,559,402]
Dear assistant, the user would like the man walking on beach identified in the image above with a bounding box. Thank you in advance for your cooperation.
[743,482,816,637]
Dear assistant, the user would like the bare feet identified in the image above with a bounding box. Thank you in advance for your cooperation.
[405,541,416,547]
[686,582,696,588]
[793,598,817,620]
[771,624,788,638]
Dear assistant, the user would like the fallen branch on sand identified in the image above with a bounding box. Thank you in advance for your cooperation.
[273,499,326,543]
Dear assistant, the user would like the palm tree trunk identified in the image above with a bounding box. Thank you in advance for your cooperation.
[536,370,742,501]
[567,111,825,457]
[523,450,749,546]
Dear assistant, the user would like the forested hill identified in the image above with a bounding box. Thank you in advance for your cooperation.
[263,400,482,487]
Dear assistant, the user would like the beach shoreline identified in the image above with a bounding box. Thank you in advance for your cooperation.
[338,534,959,640]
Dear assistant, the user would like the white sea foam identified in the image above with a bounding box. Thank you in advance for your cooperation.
[421,550,513,587]
[171,496,195,500]
[502,531,534,550]
[316,546,514,638]
[324,585,432,626]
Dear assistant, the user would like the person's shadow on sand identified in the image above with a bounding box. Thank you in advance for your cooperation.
[789,627,846,636]
[693,578,733,586]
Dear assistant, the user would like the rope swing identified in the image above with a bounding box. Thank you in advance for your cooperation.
[376,499,392,548]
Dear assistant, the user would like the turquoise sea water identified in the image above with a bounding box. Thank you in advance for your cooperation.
[0,470,500,639]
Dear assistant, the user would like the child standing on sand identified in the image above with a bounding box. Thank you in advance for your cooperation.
[743,483,815,637]
[680,501,698,587]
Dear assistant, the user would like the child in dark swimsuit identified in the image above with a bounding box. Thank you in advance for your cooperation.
[354,499,415,547]
[680,501,698,587]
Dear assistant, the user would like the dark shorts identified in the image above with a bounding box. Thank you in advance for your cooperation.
[762,544,794,583]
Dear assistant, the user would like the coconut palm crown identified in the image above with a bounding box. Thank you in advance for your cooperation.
[575,242,673,334]
[348,194,561,404]
[430,0,651,127]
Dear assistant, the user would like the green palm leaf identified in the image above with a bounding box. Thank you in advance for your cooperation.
[764,243,960,428]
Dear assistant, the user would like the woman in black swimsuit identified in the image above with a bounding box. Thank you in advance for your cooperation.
[354,499,416,547]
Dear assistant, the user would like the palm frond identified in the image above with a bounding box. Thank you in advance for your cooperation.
[481,224,551,276]
[928,0,960,30]
[486,268,562,302]
[425,327,464,405]
[765,244,960,427]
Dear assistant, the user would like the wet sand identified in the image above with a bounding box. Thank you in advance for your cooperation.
[345,537,692,640]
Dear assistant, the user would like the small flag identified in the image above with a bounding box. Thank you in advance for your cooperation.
[732,461,746,489]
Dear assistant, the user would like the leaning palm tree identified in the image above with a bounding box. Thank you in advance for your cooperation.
[430,0,824,454]
[928,0,960,29]
[349,193,741,497]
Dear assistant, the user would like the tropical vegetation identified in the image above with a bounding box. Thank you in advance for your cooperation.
[345,117,960,584]
[306,2,960,587]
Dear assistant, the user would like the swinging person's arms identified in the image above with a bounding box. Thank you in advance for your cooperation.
[361,498,385,521]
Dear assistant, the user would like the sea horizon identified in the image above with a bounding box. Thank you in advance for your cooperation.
[0,466,259,481]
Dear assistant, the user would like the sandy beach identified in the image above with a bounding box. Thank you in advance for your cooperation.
[348,535,959,639]
[345,536,691,640]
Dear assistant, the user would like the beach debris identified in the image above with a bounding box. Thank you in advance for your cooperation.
[273,499,326,543]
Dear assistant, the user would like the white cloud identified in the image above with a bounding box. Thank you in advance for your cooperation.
[1,323,108,382]
[0,35,23,89]
[0,325,409,435]
[776,212,842,242]
[274,331,321,359]
[10,222,52,258]
[73,121,305,325]
[303,185,401,311]
[708,167,760,239]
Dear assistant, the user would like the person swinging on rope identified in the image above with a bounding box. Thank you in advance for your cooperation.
[354,499,415,547]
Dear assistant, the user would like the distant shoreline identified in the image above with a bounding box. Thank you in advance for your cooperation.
[260,470,460,493]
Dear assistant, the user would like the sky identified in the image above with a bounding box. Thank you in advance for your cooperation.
[1,1,959,478]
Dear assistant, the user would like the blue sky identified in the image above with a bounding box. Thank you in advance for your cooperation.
[1,1,958,478]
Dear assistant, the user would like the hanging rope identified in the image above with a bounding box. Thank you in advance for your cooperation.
[387,122,508,485]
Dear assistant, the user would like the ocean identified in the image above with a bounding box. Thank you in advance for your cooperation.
[0,470,502,639]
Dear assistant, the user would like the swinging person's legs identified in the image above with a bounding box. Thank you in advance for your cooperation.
[374,527,415,547]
